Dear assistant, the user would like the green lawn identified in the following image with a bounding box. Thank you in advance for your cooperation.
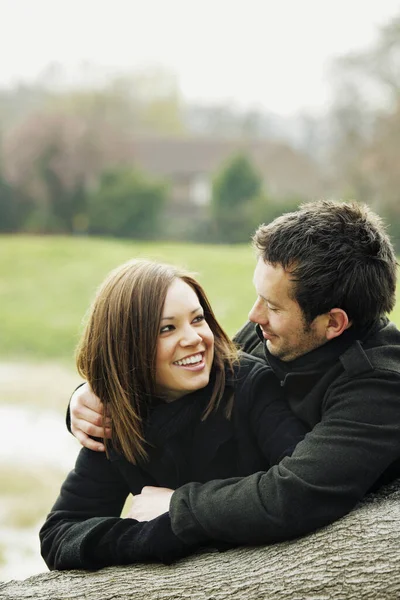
[1,234,400,365]
[0,235,257,364]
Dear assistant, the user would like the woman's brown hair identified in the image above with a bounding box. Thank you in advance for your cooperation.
[76,259,238,464]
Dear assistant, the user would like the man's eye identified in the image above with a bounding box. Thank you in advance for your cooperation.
[160,325,174,334]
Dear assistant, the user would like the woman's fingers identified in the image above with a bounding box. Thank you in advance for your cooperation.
[127,487,174,521]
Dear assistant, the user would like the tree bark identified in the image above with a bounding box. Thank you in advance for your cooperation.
[1,479,400,600]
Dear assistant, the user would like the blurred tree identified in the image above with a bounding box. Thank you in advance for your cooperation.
[366,102,400,248]
[0,65,185,141]
[211,154,266,243]
[2,108,133,233]
[131,67,185,134]
[336,15,400,100]
[261,195,304,225]
[0,66,187,233]
[0,173,17,231]
[329,84,374,202]
[0,82,52,136]
[88,168,168,238]
[0,174,33,233]
[329,11,400,242]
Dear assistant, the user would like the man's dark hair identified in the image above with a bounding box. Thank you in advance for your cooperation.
[252,200,398,329]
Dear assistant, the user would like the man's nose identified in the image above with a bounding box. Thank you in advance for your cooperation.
[248,300,268,325]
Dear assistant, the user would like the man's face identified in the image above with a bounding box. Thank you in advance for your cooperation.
[249,259,329,362]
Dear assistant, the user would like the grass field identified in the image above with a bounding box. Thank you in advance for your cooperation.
[1,234,400,364]
[0,235,257,364]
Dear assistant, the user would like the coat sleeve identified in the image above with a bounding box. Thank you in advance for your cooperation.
[169,370,400,545]
[40,448,190,570]
[65,383,85,434]
[237,360,309,465]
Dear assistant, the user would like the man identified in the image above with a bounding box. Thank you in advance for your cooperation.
[70,200,400,551]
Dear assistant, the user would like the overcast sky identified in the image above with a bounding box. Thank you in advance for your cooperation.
[0,0,399,116]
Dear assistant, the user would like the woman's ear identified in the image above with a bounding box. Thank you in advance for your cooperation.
[325,308,351,340]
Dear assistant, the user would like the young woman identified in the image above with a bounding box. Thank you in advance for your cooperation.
[40,259,308,570]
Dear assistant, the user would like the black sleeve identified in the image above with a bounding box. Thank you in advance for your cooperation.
[170,371,400,546]
[40,448,190,570]
[235,357,309,465]
[65,383,85,435]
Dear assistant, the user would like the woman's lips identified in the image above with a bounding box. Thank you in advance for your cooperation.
[173,351,206,370]
[174,358,206,371]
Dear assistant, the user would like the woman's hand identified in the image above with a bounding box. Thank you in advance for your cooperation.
[127,486,174,522]
[70,383,112,451]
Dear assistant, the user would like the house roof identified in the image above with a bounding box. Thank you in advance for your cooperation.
[132,136,326,200]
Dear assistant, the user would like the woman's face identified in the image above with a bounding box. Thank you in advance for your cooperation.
[155,278,215,402]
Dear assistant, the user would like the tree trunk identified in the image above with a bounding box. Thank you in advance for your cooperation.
[1,479,400,600]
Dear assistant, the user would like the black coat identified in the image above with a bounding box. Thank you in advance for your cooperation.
[40,354,307,570]
[170,318,400,546]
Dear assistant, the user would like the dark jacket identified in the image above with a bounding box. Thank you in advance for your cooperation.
[40,354,307,570]
[169,318,400,546]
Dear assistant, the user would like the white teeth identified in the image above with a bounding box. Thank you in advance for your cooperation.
[174,353,203,366]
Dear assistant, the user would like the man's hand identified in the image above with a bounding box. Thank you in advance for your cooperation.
[127,486,174,522]
[70,383,112,452]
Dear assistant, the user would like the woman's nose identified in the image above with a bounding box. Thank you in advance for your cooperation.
[181,326,202,346]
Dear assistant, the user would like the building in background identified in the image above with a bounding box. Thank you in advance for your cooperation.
[132,136,327,238]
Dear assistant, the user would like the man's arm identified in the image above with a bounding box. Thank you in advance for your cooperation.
[169,372,400,545]
[67,383,111,451]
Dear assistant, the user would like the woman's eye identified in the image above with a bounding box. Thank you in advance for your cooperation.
[193,314,205,324]
[160,324,175,334]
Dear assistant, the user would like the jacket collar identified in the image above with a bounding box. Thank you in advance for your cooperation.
[255,318,384,381]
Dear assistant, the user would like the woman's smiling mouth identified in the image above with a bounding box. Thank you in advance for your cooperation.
[173,352,205,369]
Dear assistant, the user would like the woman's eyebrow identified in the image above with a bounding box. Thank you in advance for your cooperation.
[160,306,202,321]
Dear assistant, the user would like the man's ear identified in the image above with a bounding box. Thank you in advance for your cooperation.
[325,308,351,340]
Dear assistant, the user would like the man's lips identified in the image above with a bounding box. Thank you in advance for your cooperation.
[261,329,276,340]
